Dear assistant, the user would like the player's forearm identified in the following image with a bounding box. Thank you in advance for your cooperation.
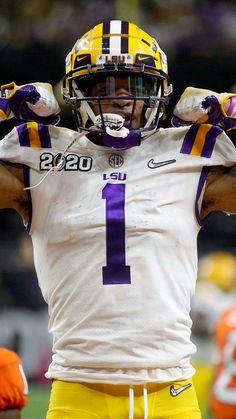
[203,165,236,217]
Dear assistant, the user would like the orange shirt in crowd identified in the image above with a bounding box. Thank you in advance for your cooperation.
[0,348,28,411]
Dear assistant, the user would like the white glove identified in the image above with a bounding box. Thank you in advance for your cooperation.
[173,87,212,122]
[0,82,60,124]
[172,86,236,130]
[26,83,60,117]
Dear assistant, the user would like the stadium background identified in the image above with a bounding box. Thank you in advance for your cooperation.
[0,0,235,418]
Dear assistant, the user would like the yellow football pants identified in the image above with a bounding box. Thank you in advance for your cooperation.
[46,378,202,418]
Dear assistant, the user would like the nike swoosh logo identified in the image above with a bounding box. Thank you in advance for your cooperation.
[137,55,151,61]
[147,158,176,169]
[76,56,87,63]
[170,383,192,397]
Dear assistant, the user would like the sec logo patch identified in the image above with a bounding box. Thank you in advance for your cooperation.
[109,154,124,168]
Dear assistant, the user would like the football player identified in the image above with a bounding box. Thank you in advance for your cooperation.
[0,20,236,419]
[191,252,236,417]
[211,305,236,419]
[0,348,28,419]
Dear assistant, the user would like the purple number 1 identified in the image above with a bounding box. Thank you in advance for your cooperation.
[102,183,131,285]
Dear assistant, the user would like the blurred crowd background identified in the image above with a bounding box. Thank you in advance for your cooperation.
[0,0,236,103]
[0,0,235,417]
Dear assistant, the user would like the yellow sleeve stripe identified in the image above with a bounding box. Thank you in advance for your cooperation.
[180,124,223,158]
[191,124,212,156]
[27,121,42,148]
[17,122,52,148]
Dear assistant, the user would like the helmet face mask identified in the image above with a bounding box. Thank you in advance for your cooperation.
[63,20,172,146]
[74,73,162,101]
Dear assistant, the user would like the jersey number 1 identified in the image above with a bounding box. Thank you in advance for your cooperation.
[102,183,131,285]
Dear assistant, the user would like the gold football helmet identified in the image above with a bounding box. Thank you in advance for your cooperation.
[63,20,172,147]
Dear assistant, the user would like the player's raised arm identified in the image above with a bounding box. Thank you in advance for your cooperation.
[0,82,60,125]
[0,81,59,221]
[0,161,28,222]
[173,87,236,218]
[172,86,236,130]
[202,164,236,217]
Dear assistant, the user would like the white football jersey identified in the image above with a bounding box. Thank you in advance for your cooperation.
[0,122,236,384]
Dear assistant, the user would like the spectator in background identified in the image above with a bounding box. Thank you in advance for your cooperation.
[191,252,236,417]
[211,305,236,419]
[0,347,28,419]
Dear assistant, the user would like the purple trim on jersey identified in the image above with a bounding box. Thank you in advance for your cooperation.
[38,124,51,148]
[180,124,199,154]
[17,124,30,147]
[201,125,222,158]
[0,98,9,114]
[195,166,211,226]
[23,166,32,233]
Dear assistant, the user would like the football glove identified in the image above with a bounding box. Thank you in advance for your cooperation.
[0,82,60,125]
[172,86,236,130]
